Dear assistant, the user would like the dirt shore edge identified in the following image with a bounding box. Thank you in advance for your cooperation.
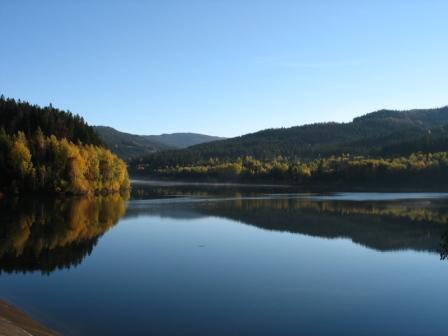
[0,300,58,336]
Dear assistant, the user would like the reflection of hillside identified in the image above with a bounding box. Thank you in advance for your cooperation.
[0,193,128,274]
[126,196,448,253]
[200,199,448,252]
[209,197,448,225]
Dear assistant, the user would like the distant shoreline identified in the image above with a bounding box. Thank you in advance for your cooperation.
[131,178,293,188]
[131,178,448,193]
[0,300,57,336]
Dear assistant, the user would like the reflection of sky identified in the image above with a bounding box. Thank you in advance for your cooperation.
[128,192,448,207]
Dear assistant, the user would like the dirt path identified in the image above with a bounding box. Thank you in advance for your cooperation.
[0,300,58,336]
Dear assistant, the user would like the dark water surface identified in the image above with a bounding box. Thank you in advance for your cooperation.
[1,182,448,335]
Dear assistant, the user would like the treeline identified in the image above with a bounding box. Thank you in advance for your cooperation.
[0,129,130,194]
[135,152,448,188]
[0,95,102,145]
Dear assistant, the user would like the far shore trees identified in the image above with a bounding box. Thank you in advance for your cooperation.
[133,152,448,188]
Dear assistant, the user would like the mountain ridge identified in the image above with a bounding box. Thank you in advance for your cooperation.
[94,126,225,160]
[132,106,448,167]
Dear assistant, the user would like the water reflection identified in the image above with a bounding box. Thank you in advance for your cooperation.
[2,184,448,335]
[440,232,448,260]
[2,184,448,275]
[129,185,448,255]
[0,193,128,274]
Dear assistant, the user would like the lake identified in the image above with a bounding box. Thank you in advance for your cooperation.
[1,181,448,335]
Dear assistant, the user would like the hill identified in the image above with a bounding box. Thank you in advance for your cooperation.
[94,126,225,160]
[93,126,171,160]
[0,96,129,194]
[145,132,225,148]
[133,106,448,168]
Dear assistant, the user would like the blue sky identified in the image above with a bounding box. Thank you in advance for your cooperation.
[1,1,447,137]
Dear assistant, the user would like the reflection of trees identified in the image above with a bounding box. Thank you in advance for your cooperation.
[0,193,128,274]
[211,198,448,225]
[198,198,448,252]
[131,184,448,224]
[126,191,448,254]
[131,185,253,200]
[440,231,448,260]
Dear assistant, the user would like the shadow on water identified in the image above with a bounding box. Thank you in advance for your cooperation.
[0,193,129,274]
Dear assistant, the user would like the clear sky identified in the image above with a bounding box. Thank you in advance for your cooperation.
[1,0,447,137]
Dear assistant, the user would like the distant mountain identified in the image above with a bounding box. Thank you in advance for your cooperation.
[145,133,226,149]
[94,126,225,160]
[93,126,171,160]
[133,106,448,167]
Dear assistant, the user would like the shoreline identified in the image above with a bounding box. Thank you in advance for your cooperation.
[0,300,57,336]
[131,178,448,193]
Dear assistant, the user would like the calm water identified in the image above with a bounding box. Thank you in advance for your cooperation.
[1,182,448,335]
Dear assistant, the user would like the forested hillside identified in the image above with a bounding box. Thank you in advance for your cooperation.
[93,126,172,160]
[0,97,129,194]
[132,106,448,169]
[130,106,448,188]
